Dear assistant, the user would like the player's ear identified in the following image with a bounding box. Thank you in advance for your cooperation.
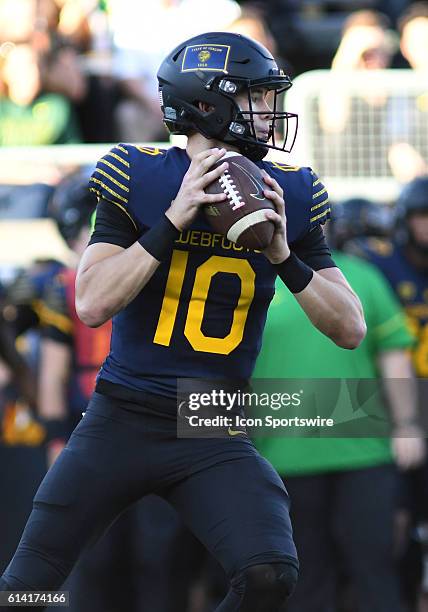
[198,101,215,112]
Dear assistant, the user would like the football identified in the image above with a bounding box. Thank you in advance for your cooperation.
[204,152,275,250]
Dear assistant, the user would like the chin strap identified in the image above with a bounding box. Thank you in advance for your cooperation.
[238,141,269,162]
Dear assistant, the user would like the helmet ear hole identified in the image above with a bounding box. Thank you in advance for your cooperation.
[198,101,215,112]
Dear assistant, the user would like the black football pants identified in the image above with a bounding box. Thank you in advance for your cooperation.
[1,392,298,611]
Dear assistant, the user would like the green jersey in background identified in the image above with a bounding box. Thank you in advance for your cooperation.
[253,252,414,476]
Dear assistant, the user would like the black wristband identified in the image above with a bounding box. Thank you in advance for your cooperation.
[274,252,314,293]
[138,214,180,262]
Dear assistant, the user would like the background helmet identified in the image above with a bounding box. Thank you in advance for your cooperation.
[329,198,393,250]
[157,31,298,161]
[48,167,97,244]
[395,175,428,255]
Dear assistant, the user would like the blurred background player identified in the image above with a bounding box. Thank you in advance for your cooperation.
[347,176,428,611]
[38,169,108,464]
[253,199,425,612]
[0,284,44,575]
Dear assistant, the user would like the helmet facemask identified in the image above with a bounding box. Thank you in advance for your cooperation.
[218,78,298,161]
[159,74,298,162]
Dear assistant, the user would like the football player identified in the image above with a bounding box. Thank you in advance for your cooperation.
[347,176,428,378]
[345,176,428,608]
[327,197,393,251]
[0,32,366,612]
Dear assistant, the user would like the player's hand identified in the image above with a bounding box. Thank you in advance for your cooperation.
[166,148,229,231]
[261,171,290,264]
[391,424,426,470]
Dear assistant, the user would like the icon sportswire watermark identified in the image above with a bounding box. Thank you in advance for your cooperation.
[176,378,427,439]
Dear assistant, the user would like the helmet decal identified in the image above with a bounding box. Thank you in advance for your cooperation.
[181,44,231,73]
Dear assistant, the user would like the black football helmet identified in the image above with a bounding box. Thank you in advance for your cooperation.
[329,198,393,250]
[157,32,298,161]
[395,175,428,255]
[48,168,97,244]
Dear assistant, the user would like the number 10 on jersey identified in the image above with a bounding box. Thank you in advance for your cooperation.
[154,250,255,355]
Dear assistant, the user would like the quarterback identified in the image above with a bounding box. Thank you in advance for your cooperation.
[0,33,365,611]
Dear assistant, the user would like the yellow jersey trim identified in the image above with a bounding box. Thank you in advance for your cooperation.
[135,146,164,156]
[105,151,130,168]
[98,158,130,181]
[93,168,129,193]
[116,145,129,155]
[270,162,301,172]
[311,197,329,212]
[89,180,128,205]
[313,187,327,199]
[310,208,331,223]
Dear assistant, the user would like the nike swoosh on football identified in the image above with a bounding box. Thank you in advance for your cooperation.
[232,162,265,201]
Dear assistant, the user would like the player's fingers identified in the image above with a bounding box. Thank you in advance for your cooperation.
[264,188,285,215]
[197,148,227,173]
[187,148,224,179]
[262,170,284,198]
[202,191,228,204]
[201,150,227,174]
[264,209,283,228]
[200,161,229,188]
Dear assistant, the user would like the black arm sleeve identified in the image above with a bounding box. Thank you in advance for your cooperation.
[291,226,337,271]
[88,199,141,249]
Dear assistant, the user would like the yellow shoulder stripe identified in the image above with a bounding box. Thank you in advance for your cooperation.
[32,300,73,335]
[313,187,327,199]
[89,179,128,204]
[99,158,130,181]
[116,145,129,155]
[106,151,130,168]
[310,208,331,223]
[311,197,329,212]
[135,146,164,156]
[271,162,301,172]
[93,168,129,193]
[312,178,321,187]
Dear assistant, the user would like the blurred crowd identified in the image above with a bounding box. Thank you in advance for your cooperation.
[1,1,428,611]
[0,0,426,146]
